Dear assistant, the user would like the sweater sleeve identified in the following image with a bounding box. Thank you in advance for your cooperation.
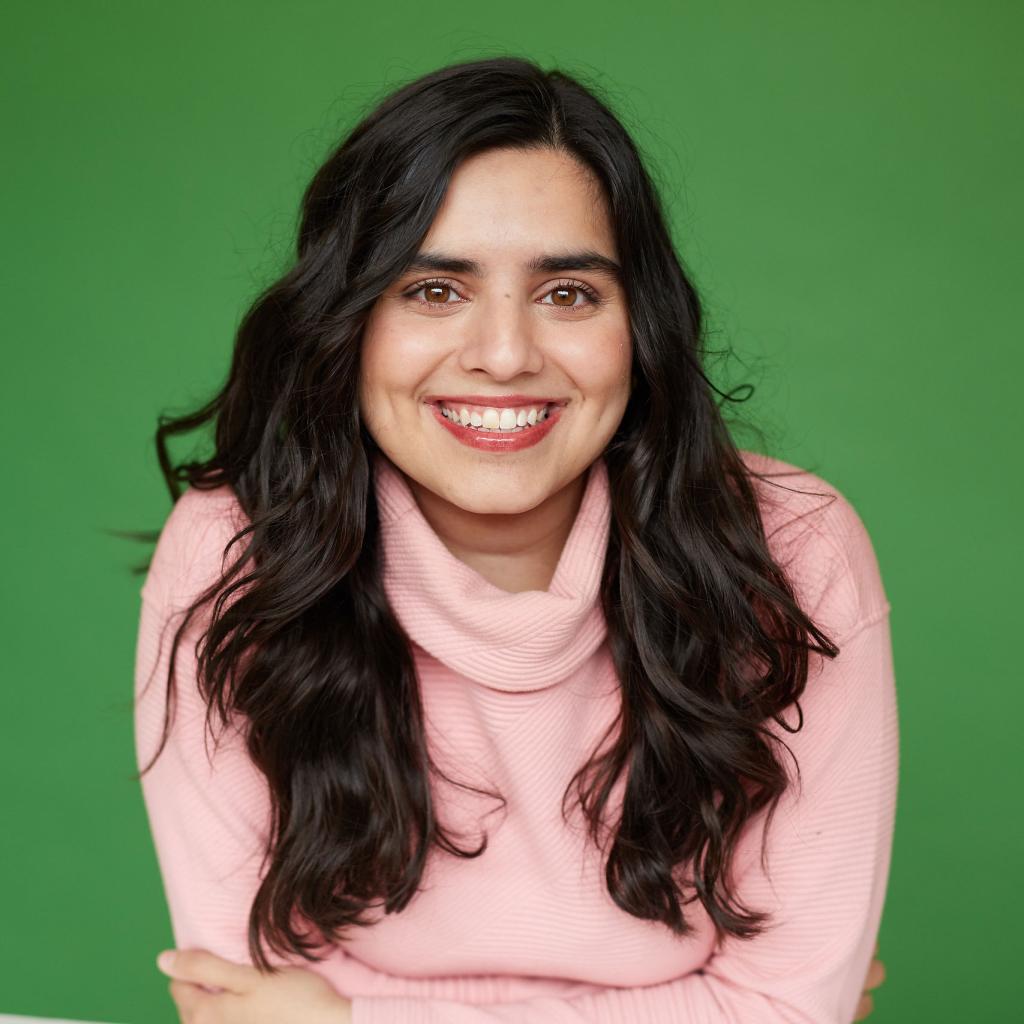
[133,487,383,994]
[133,486,287,968]
[135,599,275,969]
[350,495,899,1024]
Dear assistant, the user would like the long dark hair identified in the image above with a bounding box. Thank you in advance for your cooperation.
[131,55,840,972]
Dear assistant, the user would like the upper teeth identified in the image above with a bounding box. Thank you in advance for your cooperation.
[439,403,551,431]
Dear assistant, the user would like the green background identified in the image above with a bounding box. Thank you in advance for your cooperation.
[2,1,1019,1021]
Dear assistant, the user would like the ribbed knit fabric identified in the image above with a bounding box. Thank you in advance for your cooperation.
[134,450,898,1024]
[373,453,611,692]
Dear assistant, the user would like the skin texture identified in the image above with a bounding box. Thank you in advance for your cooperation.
[155,146,888,1020]
[358,146,633,593]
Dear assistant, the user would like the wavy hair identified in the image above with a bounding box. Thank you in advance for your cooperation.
[130,55,840,972]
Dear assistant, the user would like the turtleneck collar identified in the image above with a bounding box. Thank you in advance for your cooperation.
[372,454,611,693]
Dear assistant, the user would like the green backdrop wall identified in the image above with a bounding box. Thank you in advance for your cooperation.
[2,2,1019,1022]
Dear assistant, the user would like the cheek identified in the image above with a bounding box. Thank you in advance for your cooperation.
[360,321,436,403]
[559,327,631,400]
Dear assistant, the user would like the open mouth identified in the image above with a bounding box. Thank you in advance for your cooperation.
[425,397,566,451]
[433,399,559,433]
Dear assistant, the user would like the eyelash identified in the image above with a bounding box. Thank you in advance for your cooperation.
[401,277,602,311]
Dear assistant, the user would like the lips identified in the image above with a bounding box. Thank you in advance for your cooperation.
[427,399,564,452]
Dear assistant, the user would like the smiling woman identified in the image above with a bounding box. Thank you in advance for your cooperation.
[358,145,632,586]
[132,55,895,1024]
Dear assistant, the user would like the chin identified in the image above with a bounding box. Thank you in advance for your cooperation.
[443,485,544,517]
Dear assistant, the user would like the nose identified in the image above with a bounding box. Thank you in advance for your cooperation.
[456,292,545,380]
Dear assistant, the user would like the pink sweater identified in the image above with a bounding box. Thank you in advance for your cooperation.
[134,450,897,1024]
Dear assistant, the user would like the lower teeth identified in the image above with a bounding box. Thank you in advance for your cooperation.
[464,423,535,433]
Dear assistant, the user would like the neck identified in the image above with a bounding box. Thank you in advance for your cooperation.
[403,471,588,594]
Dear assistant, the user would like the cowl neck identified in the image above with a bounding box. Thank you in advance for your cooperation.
[372,454,611,693]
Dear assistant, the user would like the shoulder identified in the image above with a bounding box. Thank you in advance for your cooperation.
[140,483,250,611]
[737,449,892,645]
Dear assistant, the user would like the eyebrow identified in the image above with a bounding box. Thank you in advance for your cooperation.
[402,248,623,285]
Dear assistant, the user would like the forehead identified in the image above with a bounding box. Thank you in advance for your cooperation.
[421,146,615,256]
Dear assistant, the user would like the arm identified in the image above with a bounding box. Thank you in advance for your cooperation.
[348,489,899,1024]
[135,587,277,967]
[134,487,278,969]
[133,488,378,995]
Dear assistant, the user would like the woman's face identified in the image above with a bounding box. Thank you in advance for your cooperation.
[359,145,632,516]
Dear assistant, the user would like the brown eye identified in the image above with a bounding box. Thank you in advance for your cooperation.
[540,280,600,311]
[425,283,453,303]
[403,279,465,308]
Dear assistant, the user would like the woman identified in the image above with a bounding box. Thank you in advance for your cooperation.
[134,56,895,1023]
